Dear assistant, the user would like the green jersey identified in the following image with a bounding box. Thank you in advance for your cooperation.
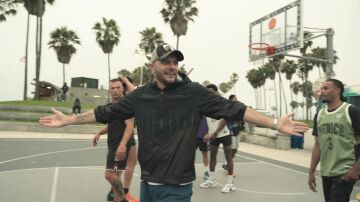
[317,102,355,176]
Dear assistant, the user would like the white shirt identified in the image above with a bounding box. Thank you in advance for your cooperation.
[206,117,230,138]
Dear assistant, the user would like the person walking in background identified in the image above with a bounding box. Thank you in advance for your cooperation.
[92,78,135,202]
[40,43,308,202]
[197,114,210,180]
[72,98,81,114]
[119,76,139,202]
[200,84,235,193]
[222,94,243,172]
[308,79,360,202]
[94,76,139,202]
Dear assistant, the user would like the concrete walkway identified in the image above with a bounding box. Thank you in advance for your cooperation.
[240,129,315,169]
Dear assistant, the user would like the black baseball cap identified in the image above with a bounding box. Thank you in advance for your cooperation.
[149,43,184,63]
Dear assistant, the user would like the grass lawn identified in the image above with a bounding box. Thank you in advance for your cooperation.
[0,100,96,108]
[297,120,314,128]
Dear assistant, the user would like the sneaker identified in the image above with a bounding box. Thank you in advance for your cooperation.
[125,193,139,202]
[203,171,210,180]
[200,179,217,188]
[221,183,236,193]
[107,190,114,201]
[222,163,228,171]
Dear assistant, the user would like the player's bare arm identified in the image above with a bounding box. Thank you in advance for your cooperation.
[210,119,226,140]
[308,137,320,192]
[116,118,135,160]
[39,108,96,127]
[93,126,108,146]
[243,107,308,136]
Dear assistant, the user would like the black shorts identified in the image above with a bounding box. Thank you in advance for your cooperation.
[210,135,232,147]
[322,175,355,202]
[196,137,208,152]
[106,145,131,170]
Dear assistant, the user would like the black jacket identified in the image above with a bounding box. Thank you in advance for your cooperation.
[94,73,247,184]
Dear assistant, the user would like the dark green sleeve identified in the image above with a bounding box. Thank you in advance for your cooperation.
[349,105,360,136]
[195,83,247,121]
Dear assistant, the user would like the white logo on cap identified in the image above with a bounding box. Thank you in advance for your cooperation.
[162,44,174,51]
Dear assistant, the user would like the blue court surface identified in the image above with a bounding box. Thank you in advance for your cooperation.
[1,137,359,202]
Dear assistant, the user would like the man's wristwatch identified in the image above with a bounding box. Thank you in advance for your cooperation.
[271,119,278,130]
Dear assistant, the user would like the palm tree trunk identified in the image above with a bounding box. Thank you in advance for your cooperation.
[254,89,258,108]
[263,86,266,110]
[258,88,262,109]
[62,63,65,84]
[278,72,282,117]
[318,67,322,78]
[176,35,180,49]
[273,79,278,118]
[289,80,294,112]
[107,53,111,102]
[23,13,30,100]
[280,78,288,114]
[305,72,309,121]
[34,16,42,100]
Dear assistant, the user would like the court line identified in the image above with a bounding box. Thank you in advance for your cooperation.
[219,149,360,190]
[215,182,307,195]
[218,148,309,176]
[0,146,106,165]
[50,167,59,202]
[0,166,141,176]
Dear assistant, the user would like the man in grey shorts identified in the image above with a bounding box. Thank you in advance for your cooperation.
[223,94,243,171]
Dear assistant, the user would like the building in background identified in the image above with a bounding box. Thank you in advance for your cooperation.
[344,85,360,107]
[68,77,108,105]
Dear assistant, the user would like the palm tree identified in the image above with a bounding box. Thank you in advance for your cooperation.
[0,0,29,100]
[139,27,164,60]
[48,27,81,85]
[22,0,55,100]
[281,59,297,106]
[246,69,264,109]
[290,81,301,119]
[117,69,131,77]
[138,27,164,85]
[131,65,153,85]
[261,62,278,116]
[309,47,339,78]
[229,72,239,94]
[93,17,120,101]
[160,0,198,49]
[219,82,232,95]
[202,80,210,86]
[0,0,20,22]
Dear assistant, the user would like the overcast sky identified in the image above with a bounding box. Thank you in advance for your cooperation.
[0,0,359,109]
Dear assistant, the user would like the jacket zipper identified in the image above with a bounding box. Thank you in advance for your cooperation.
[160,91,164,128]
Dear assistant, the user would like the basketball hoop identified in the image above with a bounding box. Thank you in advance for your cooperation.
[249,43,276,66]
[249,43,276,56]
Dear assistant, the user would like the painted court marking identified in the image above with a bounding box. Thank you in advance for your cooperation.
[0,146,106,165]
[50,167,59,202]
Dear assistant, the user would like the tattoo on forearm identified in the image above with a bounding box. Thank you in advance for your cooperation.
[76,113,90,122]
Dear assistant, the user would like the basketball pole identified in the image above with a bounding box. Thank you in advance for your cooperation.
[325,28,334,79]
[282,28,335,79]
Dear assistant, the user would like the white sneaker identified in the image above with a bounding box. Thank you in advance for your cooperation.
[221,183,236,193]
[200,179,217,188]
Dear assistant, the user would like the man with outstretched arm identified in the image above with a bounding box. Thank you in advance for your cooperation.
[40,43,308,202]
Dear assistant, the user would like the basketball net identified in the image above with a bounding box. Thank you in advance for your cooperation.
[252,58,266,66]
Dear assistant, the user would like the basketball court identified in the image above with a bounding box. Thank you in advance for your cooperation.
[1,135,359,202]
